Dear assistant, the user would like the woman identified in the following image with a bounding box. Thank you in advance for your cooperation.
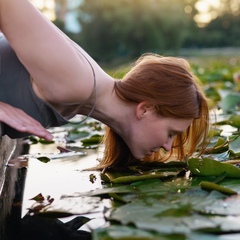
[0,0,209,168]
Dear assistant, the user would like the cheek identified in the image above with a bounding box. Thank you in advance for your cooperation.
[151,126,169,146]
[154,133,166,145]
[143,129,165,148]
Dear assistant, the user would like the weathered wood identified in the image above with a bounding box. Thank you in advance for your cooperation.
[0,127,23,237]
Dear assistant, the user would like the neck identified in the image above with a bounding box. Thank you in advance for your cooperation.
[78,80,136,140]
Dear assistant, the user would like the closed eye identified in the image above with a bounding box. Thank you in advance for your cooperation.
[169,131,181,138]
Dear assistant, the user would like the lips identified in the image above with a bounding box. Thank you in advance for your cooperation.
[151,148,160,153]
[147,152,153,156]
[146,150,156,156]
[145,148,160,157]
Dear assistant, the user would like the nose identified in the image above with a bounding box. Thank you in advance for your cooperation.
[162,138,174,152]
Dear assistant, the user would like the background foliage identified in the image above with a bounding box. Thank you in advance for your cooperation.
[52,0,240,62]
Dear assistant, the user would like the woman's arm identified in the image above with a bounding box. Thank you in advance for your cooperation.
[0,0,103,104]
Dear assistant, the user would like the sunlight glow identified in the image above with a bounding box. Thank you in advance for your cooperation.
[184,5,193,14]
[194,0,221,27]
[231,1,240,15]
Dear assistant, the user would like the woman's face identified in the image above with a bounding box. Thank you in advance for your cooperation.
[128,108,193,159]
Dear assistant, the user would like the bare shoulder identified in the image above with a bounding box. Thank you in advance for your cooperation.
[0,0,111,104]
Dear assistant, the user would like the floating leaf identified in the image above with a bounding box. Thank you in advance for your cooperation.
[228,115,240,129]
[103,171,181,184]
[89,173,97,183]
[155,204,192,217]
[29,193,45,202]
[200,181,237,196]
[108,200,217,234]
[28,135,39,144]
[203,137,228,154]
[194,192,240,216]
[92,225,184,240]
[39,138,55,144]
[81,134,102,145]
[218,90,240,112]
[37,156,51,163]
[188,157,240,178]
[28,195,54,214]
[229,135,240,155]
[108,193,128,203]
[207,127,223,137]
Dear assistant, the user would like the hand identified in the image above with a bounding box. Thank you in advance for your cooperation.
[0,102,53,140]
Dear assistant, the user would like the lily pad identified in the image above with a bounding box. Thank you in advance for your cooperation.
[228,115,240,129]
[188,157,240,178]
[218,90,240,112]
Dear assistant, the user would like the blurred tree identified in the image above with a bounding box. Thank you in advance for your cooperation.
[182,0,240,48]
[203,13,240,47]
[78,0,190,61]
[47,0,239,62]
[181,0,201,48]
[217,0,240,16]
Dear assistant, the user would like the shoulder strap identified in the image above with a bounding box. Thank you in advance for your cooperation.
[67,43,97,125]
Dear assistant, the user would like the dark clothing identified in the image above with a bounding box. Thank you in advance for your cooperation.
[0,35,68,138]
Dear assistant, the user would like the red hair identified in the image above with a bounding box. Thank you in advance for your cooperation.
[99,54,209,169]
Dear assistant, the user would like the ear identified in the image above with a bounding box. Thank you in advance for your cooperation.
[136,101,155,120]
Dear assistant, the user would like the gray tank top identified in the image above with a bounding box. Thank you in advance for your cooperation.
[0,35,69,138]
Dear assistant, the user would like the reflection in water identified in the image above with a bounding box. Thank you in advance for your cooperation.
[0,167,19,239]
[4,141,107,239]
[12,215,91,240]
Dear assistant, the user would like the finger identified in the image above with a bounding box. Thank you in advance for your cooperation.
[12,111,54,140]
[0,103,53,140]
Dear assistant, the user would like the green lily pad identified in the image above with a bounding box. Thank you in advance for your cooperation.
[229,135,240,155]
[37,156,51,163]
[105,171,181,184]
[188,157,240,178]
[92,225,184,240]
[218,90,240,112]
[194,191,240,215]
[228,115,240,129]
[200,181,237,195]
[81,134,102,146]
